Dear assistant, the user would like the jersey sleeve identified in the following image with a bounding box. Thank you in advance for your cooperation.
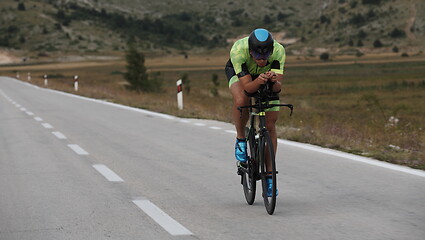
[229,38,249,76]
[270,42,286,75]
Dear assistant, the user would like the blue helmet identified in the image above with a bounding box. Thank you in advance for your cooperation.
[248,28,274,59]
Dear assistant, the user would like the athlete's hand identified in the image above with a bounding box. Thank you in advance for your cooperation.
[266,71,278,83]
[256,73,269,85]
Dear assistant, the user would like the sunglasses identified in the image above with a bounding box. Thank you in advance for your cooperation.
[251,51,271,60]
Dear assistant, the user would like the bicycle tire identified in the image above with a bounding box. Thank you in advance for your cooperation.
[241,127,257,205]
[259,130,277,215]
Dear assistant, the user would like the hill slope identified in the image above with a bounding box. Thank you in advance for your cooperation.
[0,0,424,59]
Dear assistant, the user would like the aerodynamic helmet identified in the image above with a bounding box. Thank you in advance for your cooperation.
[248,28,274,60]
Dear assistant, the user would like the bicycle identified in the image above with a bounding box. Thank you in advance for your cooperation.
[237,82,293,215]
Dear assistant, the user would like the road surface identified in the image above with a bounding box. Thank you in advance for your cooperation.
[1,76,424,240]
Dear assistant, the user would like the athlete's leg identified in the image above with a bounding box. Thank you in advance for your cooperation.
[265,111,279,172]
[230,81,250,139]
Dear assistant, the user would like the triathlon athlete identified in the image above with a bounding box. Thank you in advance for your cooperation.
[225,28,286,196]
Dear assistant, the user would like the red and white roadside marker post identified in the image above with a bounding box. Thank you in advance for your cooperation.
[27,72,31,81]
[177,79,183,110]
[74,75,79,91]
[44,75,48,86]
[16,72,20,79]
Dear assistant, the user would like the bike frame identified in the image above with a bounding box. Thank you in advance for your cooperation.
[237,83,293,214]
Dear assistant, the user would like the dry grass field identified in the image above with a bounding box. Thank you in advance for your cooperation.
[1,53,424,169]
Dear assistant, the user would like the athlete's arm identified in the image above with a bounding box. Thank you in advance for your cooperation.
[266,71,283,93]
[239,73,268,94]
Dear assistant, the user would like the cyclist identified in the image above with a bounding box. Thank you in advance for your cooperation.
[225,28,285,196]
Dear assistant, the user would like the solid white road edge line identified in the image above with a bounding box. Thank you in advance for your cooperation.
[132,199,193,236]
[67,144,89,155]
[92,164,124,182]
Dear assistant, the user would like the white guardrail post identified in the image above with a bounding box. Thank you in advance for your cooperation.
[44,75,48,86]
[74,75,79,91]
[177,79,183,110]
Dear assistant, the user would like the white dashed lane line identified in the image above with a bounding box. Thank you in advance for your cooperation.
[92,164,124,182]
[34,117,43,121]
[133,198,193,236]
[41,123,53,129]
[67,144,89,155]
[52,131,67,140]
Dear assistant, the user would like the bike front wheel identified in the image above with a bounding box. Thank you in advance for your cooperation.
[241,127,257,205]
[259,130,277,215]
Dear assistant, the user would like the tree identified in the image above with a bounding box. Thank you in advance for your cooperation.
[56,10,66,19]
[124,44,155,92]
[389,28,405,38]
[17,3,26,11]
[19,35,26,43]
[362,0,381,4]
[392,46,399,53]
[358,29,367,39]
[349,13,365,26]
[320,52,330,61]
[277,12,287,21]
[320,15,330,24]
[373,39,383,48]
[263,15,272,25]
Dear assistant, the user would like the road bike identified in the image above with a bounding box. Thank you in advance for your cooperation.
[237,83,293,215]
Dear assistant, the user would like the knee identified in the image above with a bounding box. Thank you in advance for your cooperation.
[233,95,248,107]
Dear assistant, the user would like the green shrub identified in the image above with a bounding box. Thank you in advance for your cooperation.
[389,28,405,38]
[373,39,383,48]
[320,52,330,61]
[392,46,399,53]
[17,3,26,11]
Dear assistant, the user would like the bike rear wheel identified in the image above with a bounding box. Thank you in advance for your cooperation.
[259,130,277,215]
[241,127,257,205]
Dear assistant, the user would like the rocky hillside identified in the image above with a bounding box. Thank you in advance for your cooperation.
[0,0,423,59]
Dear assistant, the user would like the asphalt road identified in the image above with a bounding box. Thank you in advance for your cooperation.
[1,76,424,240]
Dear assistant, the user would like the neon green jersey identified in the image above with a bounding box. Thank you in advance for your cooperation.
[230,37,286,76]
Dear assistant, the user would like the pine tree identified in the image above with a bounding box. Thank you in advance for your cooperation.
[124,44,151,92]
